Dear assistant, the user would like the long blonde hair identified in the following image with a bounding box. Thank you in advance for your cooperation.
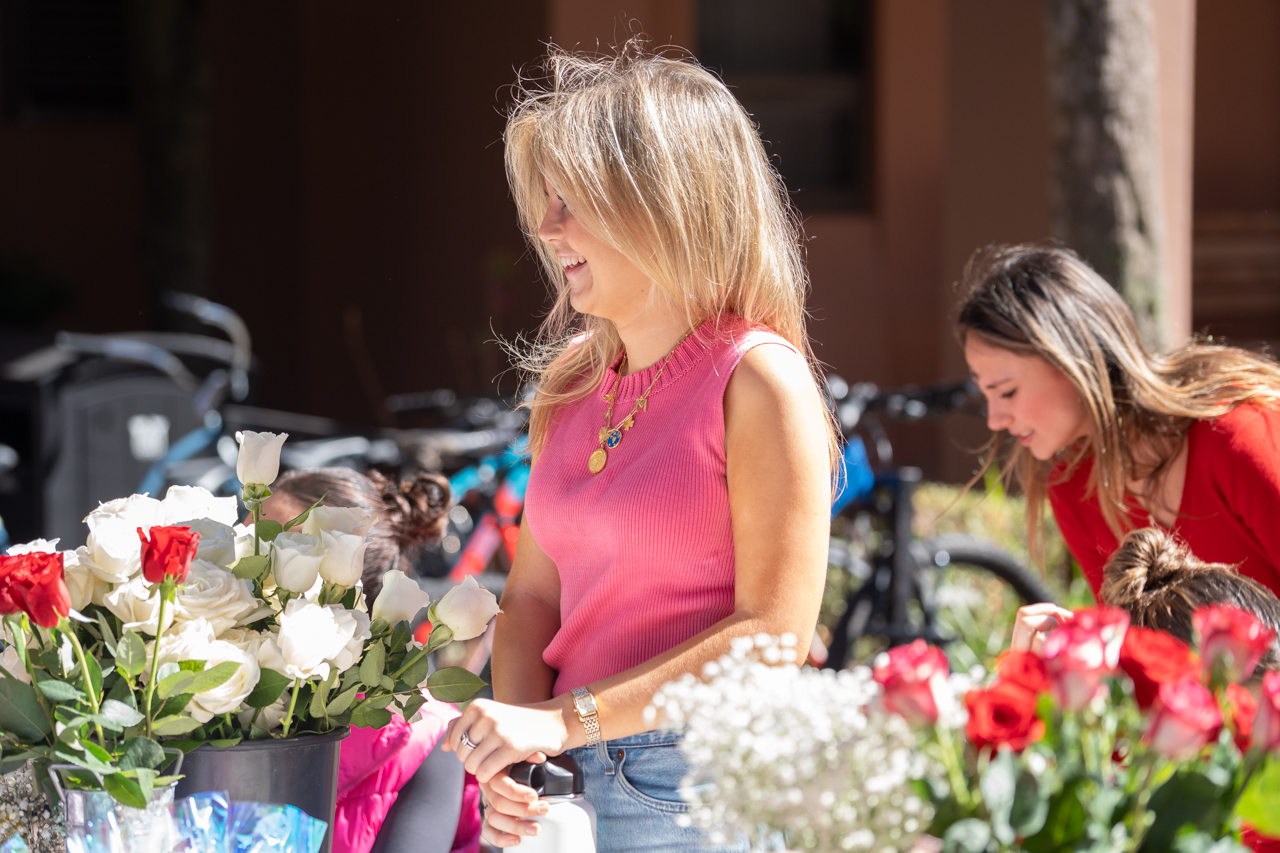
[504,40,836,462]
[956,244,1280,565]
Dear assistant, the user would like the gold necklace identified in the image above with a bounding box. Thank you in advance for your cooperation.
[587,333,691,475]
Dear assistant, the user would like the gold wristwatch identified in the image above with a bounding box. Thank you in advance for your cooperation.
[571,686,601,746]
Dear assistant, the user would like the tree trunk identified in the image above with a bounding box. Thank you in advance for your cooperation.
[128,0,213,320]
[1044,0,1167,350]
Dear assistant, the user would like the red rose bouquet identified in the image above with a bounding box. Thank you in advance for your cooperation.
[880,605,1280,852]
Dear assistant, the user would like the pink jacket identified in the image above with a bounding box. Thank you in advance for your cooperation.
[332,697,481,853]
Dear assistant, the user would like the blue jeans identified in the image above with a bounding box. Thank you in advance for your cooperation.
[567,730,748,853]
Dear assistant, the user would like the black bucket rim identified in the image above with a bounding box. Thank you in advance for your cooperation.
[178,727,352,754]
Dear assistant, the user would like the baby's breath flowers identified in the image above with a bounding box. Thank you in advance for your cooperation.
[0,765,64,853]
[650,634,934,852]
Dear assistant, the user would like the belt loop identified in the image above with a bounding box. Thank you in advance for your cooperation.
[597,739,614,775]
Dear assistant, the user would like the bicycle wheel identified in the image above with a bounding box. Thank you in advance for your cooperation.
[921,534,1056,606]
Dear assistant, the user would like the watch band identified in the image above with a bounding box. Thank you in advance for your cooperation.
[571,686,602,746]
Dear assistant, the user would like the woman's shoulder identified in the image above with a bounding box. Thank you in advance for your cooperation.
[1192,401,1280,458]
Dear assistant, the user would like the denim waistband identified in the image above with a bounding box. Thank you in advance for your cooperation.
[600,728,684,749]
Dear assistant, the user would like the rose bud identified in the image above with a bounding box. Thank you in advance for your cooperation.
[1119,626,1201,710]
[1252,670,1280,754]
[872,639,950,726]
[1224,683,1259,754]
[1041,625,1112,711]
[996,650,1049,695]
[1065,606,1130,668]
[271,531,326,594]
[235,430,288,488]
[1145,677,1223,760]
[433,575,502,641]
[964,680,1046,753]
[1193,604,1276,684]
[137,525,201,585]
[0,552,72,628]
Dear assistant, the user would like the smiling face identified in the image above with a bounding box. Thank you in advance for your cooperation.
[965,334,1092,461]
[537,177,656,324]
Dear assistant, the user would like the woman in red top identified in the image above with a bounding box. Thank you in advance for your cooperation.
[956,244,1280,601]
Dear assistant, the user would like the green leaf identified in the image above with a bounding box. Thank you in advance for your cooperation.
[158,670,197,699]
[0,677,53,741]
[157,693,194,721]
[118,737,165,771]
[425,667,487,704]
[359,642,385,688]
[1140,770,1227,852]
[104,772,147,809]
[115,630,147,679]
[246,669,290,709]
[36,678,86,704]
[398,692,426,722]
[369,618,389,638]
[255,520,284,543]
[389,623,411,654]
[178,659,207,673]
[232,555,270,581]
[208,737,242,749]
[182,661,241,695]
[349,705,393,729]
[79,652,103,698]
[1237,755,1280,837]
[310,669,338,719]
[133,766,157,804]
[106,673,136,707]
[326,685,360,716]
[284,493,329,531]
[95,613,118,657]
[1009,765,1048,838]
[54,743,116,775]
[980,749,1017,846]
[99,698,144,728]
[151,714,201,736]
[942,818,992,853]
[399,655,432,690]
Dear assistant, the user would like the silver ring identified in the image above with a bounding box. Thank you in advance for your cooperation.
[460,730,480,750]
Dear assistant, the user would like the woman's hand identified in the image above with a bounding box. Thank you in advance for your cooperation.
[1010,603,1075,654]
[476,770,550,848]
[442,698,572,784]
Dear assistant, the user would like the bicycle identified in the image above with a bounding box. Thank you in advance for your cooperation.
[821,377,1057,670]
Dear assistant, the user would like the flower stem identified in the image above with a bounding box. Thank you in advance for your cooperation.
[142,585,172,737]
[61,623,106,746]
[1127,753,1160,852]
[280,677,302,738]
[935,724,976,812]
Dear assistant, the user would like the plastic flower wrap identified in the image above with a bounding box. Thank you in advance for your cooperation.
[650,634,934,852]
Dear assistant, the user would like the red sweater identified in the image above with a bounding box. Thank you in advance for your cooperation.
[1047,403,1280,601]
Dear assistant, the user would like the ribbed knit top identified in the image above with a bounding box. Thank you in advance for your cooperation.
[524,313,796,696]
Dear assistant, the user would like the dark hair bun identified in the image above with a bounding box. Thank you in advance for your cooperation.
[1101,527,1192,611]
[367,469,450,550]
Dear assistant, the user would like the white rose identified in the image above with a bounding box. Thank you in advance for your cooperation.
[103,576,174,636]
[62,548,104,612]
[174,560,262,635]
[257,598,349,681]
[236,431,287,487]
[149,618,217,670]
[187,640,260,723]
[302,507,378,538]
[1,645,30,684]
[318,531,367,588]
[324,606,371,674]
[160,485,238,527]
[271,532,325,594]
[217,627,264,655]
[231,523,256,565]
[6,538,59,555]
[170,518,238,568]
[84,495,164,583]
[238,695,287,733]
[434,575,501,641]
[371,571,432,626]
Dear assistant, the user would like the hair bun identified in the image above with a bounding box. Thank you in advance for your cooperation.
[366,470,450,550]
[1101,527,1193,610]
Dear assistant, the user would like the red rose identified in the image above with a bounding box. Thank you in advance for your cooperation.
[137,525,200,585]
[1065,606,1130,668]
[996,650,1049,695]
[0,552,71,628]
[1145,677,1223,760]
[1253,670,1280,754]
[1119,626,1201,710]
[1041,624,1114,711]
[872,639,949,726]
[1193,605,1276,684]
[1224,683,1259,754]
[964,680,1046,753]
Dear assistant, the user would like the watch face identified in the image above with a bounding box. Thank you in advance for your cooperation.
[574,692,597,716]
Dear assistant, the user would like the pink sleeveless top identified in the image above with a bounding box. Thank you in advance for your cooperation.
[524,314,797,696]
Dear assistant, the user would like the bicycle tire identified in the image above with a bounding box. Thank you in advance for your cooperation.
[922,533,1057,606]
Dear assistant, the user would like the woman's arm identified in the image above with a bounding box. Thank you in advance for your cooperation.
[445,343,831,783]
[490,513,561,705]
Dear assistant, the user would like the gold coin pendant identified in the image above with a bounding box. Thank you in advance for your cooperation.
[588,448,608,475]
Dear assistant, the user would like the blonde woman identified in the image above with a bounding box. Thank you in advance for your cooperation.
[440,43,834,851]
[959,244,1280,604]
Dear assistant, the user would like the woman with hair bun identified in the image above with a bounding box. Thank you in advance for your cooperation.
[261,467,481,853]
[440,40,834,851]
[958,244,1280,602]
